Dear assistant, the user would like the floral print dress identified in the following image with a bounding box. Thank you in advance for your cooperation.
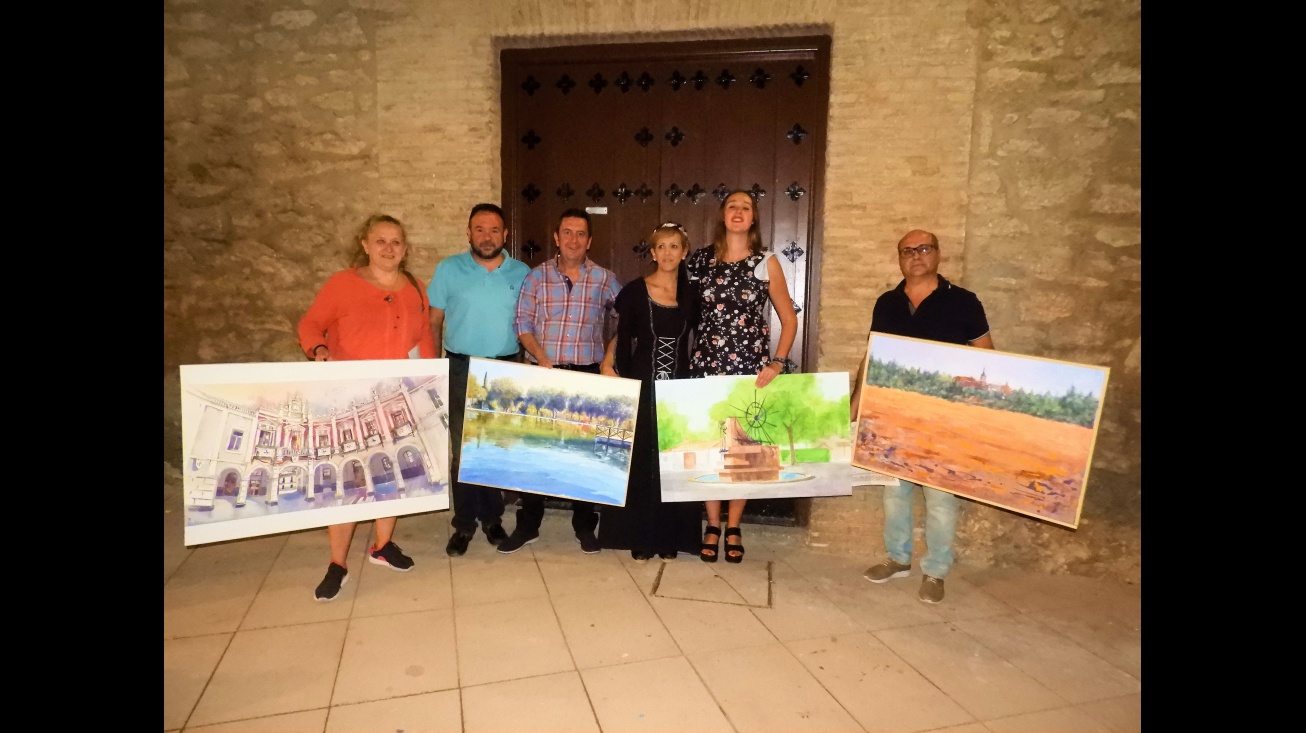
[685,246,771,376]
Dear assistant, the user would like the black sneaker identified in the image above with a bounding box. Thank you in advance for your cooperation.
[369,541,415,571]
[483,523,509,546]
[446,530,473,557]
[497,530,539,554]
[575,530,601,554]
[314,562,348,602]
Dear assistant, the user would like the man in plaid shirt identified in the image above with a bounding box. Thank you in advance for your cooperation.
[497,208,622,555]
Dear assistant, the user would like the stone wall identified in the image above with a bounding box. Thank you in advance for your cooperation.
[163,0,1141,583]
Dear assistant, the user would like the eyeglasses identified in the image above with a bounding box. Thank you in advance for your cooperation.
[898,244,937,258]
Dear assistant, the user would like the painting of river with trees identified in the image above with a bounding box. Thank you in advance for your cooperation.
[457,358,642,506]
[852,332,1110,528]
[654,373,854,502]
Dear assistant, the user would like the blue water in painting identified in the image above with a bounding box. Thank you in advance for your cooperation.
[694,471,808,483]
[459,438,631,505]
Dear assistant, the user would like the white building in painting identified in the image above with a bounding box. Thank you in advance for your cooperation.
[183,377,448,514]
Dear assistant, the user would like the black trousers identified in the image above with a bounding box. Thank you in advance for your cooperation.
[511,362,600,536]
[446,351,518,534]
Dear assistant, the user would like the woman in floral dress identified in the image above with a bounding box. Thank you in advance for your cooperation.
[684,190,798,562]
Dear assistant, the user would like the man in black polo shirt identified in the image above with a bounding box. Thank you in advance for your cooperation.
[851,229,994,604]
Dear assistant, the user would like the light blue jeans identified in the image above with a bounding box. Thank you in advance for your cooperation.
[883,480,959,579]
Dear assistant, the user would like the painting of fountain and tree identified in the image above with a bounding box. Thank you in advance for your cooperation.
[852,332,1110,529]
[457,357,642,506]
[654,373,854,502]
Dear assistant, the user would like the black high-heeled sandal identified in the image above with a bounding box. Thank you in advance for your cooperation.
[700,525,721,563]
[724,527,744,563]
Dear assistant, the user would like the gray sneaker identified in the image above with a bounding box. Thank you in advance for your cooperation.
[863,558,912,583]
[919,575,945,604]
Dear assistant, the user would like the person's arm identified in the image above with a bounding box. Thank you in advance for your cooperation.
[969,333,995,350]
[600,337,618,376]
[298,275,339,361]
[429,306,445,357]
[850,347,869,423]
[519,332,553,369]
[514,272,553,368]
[756,256,799,388]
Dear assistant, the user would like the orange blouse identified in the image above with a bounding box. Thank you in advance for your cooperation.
[297,268,437,361]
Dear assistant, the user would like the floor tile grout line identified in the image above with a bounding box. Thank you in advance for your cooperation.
[177,534,289,732]
[180,705,333,731]
[325,525,371,710]
[872,618,1072,723]
[1016,608,1142,685]
[772,632,879,733]
[683,649,744,733]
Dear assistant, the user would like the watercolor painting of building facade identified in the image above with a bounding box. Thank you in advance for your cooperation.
[457,357,641,506]
[180,359,451,545]
[852,332,1110,528]
[655,373,854,502]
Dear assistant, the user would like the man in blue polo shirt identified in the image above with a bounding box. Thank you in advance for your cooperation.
[851,228,994,604]
[428,202,531,557]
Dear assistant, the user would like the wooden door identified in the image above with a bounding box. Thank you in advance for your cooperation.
[502,37,830,525]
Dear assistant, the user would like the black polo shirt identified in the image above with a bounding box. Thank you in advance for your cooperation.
[870,275,990,346]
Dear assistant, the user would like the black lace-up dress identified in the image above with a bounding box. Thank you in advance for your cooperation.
[597,277,702,556]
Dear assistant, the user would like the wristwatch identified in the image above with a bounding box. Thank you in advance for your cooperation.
[767,356,798,374]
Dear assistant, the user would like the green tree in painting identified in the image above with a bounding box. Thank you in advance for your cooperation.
[466,373,487,406]
[656,400,690,451]
[708,375,846,466]
[488,377,523,413]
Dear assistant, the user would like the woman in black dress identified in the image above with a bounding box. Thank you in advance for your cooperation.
[684,190,798,563]
[598,223,702,561]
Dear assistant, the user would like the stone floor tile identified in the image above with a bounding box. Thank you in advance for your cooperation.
[164,633,231,731]
[787,632,975,733]
[648,595,775,653]
[580,656,734,733]
[461,671,600,733]
[1076,693,1142,733]
[955,613,1140,704]
[689,643,863,733]
[325,689,461,733]
[875,622,1066,721]
[187,620,347,728]
[182,709,327,733]
[333,608,459,705]
[982,705,1113,733]
[552,586,681,669]
[751,561,862,642]
[454,595,573,686]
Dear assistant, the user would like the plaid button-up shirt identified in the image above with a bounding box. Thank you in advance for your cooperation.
[515,258,621,366]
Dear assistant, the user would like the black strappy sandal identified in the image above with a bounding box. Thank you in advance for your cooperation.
[700,525,721,563]
[724,526,744,563]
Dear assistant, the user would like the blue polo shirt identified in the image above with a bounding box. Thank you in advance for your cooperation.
[427,251,530,358]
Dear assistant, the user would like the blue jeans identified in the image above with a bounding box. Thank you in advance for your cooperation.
[883,480,959,579]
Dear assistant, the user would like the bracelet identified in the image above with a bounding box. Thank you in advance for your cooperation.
[767,356,797,374]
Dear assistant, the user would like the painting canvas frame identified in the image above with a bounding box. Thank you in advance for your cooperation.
[852,332,1110,529]
[457,358,641,506]
[655,373,855,502]
[180,359,451,545]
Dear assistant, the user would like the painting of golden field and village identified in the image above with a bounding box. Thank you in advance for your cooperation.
[655,373,854,502]
[852,333,1110,528]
